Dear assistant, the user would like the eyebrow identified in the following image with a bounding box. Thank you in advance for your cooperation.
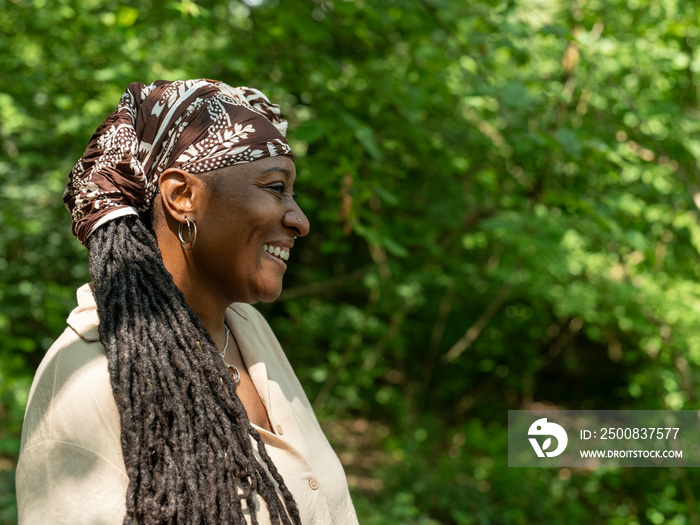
[262,166,292,180]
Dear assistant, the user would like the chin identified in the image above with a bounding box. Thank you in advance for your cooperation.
[254,282,284,303]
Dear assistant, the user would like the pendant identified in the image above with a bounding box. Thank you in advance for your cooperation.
[227,363,241,385]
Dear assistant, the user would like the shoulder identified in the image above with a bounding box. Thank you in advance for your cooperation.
[20,283,120,452]
[18,284,126,488]
[16,321,127,524]
[19,325,122,460]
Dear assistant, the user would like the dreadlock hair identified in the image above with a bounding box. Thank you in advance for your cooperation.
[87,215,302,525]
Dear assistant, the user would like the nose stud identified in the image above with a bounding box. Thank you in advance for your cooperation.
[297,217,301,223]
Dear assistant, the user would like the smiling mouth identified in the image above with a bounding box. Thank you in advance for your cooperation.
[264,244,290,262]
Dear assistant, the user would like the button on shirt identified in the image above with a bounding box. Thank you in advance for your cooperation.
[16,284,359,525]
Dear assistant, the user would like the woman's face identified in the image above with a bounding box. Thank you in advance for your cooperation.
[190,156,310,305]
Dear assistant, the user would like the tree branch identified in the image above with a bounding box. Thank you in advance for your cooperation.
[441,282,512,364]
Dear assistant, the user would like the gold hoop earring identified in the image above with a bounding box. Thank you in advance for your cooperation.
[178,217,197,250]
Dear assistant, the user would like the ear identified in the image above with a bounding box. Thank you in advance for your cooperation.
[158,168,205,221]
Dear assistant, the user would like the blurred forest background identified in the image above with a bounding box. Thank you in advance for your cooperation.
[2,0,700,523]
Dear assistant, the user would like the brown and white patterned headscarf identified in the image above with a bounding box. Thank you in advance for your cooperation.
[64,79,294,245]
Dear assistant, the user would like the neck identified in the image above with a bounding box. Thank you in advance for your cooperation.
[157,229,229,351]
[184,287,228,350]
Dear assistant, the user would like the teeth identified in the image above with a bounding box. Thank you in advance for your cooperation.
[264,244,289,262]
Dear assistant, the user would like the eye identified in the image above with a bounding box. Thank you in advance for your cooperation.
[266,183,286,195]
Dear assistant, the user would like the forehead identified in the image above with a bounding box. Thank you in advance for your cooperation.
[224,156,296,180]
[255,155,296,180]
[200,155,296,187]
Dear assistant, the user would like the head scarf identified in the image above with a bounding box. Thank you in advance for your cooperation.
[64,79,294,245]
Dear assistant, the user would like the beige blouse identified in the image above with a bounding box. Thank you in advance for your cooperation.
[16,284,358,524]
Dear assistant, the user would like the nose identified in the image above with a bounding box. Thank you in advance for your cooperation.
[284,199,310,238]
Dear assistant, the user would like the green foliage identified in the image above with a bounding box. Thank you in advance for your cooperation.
[2,0,700,522]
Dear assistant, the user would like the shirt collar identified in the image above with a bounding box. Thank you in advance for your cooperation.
[67,284,257,350]
[67,282,101,342]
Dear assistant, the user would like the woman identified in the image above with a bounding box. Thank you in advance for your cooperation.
[16,79,359,524]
